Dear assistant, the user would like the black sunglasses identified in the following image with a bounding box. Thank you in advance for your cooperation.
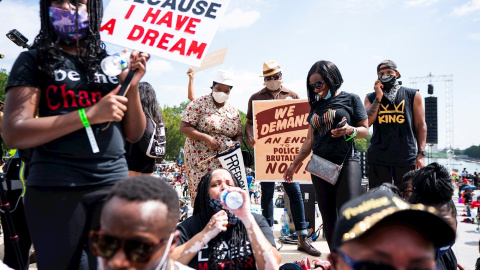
[337,250,435,270]
[309,80,325,89]
[264,72,282,81]
[89,230,167,263]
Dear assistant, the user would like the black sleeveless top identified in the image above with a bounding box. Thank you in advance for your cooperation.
[366,87,418,166]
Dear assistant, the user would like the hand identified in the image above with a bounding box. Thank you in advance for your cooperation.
[283,164,297,183]
[119,50,150,90]
[248,135,256,147]
[220,186,251,219]
[374,80,384,100]
[415,155,425,170]
[206,136,220,151]
[203,210,229,237]
[331,117,351,138]
[187,68,194,80]
[86,87,128,124]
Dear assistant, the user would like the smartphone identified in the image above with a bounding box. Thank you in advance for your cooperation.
[336,119,347,128]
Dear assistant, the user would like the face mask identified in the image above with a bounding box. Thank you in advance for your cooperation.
[322,90,332,100]
[154,233,174,270]
[379,74,397,93]
[49,7,89,44]
[212,91,229,103]
[209,198,239,225]
[264,80,283,91]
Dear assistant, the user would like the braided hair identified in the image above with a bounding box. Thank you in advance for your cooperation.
[408,162,456,219]
[193,169,249,270]
[33,0,107,84]
[306,61,344,108]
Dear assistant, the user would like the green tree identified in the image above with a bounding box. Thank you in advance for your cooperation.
[354,133,371,152]
[162,101,189,161]
[464,145,480,159]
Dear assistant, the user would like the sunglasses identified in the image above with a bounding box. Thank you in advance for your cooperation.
[264,72,282,81]
[337,250,435,270]
[89,230,167,263]
[309,80,325,89]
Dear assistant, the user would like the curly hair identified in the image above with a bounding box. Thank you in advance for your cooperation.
[193,169,249,270]
[33,0,107,83]
[306,60,344,108]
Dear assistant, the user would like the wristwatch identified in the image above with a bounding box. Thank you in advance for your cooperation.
[417,150,426,157]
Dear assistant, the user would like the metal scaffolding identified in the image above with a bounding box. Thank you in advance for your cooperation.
[410,73,454,172]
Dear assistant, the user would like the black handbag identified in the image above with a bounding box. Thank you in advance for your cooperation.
[241,141,254,168]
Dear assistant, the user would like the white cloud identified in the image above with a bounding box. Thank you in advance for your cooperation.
[405,0,439,7]
[218,8,261,32]
[452,0,480,16]
[467,33,480,40]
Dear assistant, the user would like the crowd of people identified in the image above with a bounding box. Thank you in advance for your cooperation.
[0,0,471,269]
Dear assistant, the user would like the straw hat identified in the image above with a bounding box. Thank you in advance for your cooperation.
[260,60,283,77]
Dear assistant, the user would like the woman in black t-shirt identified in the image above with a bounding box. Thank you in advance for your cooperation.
[172,169,281,270]
[284,60,368,249]
[2,0,149,269]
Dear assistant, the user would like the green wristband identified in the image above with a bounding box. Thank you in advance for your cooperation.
[345,127,357,142]
[79,108,90,128]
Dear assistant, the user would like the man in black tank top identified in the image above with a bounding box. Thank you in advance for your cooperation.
[364,60,427,189]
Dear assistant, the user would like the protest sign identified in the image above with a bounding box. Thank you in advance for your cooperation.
[253,99,312,183]
[190,46,228,72]
[217,144,248,191]
[100,0,230,67]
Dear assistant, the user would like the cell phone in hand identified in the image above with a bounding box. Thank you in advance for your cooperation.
[336,119,347,128]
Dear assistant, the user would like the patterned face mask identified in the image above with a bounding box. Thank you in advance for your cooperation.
[209,198,239,225]
[264,80,283,91]
[49,7,89,44]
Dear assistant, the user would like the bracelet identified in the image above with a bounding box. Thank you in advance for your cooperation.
[78,108,90,127]
[345,127,358,141]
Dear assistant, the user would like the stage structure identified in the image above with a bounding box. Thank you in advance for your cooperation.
[410,73,454,173]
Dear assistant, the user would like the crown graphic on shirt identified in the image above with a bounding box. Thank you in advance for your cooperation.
[379,100,405,114]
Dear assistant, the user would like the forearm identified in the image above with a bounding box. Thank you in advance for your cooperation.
[352,126,368,140]
[416,122,427,151]
[123,86,146,143]
[245,120,254,138]
[240,214,281,269]
[2,110,87,149]
[180,124,211,142]
[365,99,380,127]
[292,138,313,168]
[187,78,195,101]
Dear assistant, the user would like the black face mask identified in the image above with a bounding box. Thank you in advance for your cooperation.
[379,74,397,92]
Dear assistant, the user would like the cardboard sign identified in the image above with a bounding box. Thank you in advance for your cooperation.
[190,46,228,72]
[253,99,312,183]
[100,0,230,67]
[217,144,248,191]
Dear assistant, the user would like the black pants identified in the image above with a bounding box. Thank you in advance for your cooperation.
[368,163,415,189]
[24,185,113,270]
[311,160,362,249]
[1,189,32,270]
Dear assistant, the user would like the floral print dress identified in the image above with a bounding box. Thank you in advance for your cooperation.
[182,94,243,205]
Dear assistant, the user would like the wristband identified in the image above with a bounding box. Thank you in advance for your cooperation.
[79,108,99,153]
[79,108,90,127]
[345,127,358,141]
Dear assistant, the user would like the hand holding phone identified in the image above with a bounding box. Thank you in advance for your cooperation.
[336,119,347,128]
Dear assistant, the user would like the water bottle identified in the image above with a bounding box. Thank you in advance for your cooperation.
[281,208,290,236]
[101,51,129,76]
[220,190,243,210]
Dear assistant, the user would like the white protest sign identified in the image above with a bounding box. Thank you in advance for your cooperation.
[217,144,248,192]
[100,0,230,67]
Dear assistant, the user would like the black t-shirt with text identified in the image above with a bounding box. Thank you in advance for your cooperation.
[6,50,127,186]
[177,213,275,270]
[307,91,367,164]
[366,87,418,166]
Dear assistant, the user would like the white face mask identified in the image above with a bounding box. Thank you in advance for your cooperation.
[212,91,229,103]
[264,80,283,91]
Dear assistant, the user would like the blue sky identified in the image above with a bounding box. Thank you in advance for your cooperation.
[0,0,479,149]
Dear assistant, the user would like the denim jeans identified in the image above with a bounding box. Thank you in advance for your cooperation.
[261,181,308,235]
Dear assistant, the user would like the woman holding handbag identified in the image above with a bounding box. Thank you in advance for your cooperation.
[283,60,368,249]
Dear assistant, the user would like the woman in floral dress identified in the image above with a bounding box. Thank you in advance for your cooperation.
[180,70,243,205]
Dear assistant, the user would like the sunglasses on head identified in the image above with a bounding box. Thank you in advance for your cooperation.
[337,250,435,270]
[264,72,282,81]
[309,80,325,89]
[89,230,168,263]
